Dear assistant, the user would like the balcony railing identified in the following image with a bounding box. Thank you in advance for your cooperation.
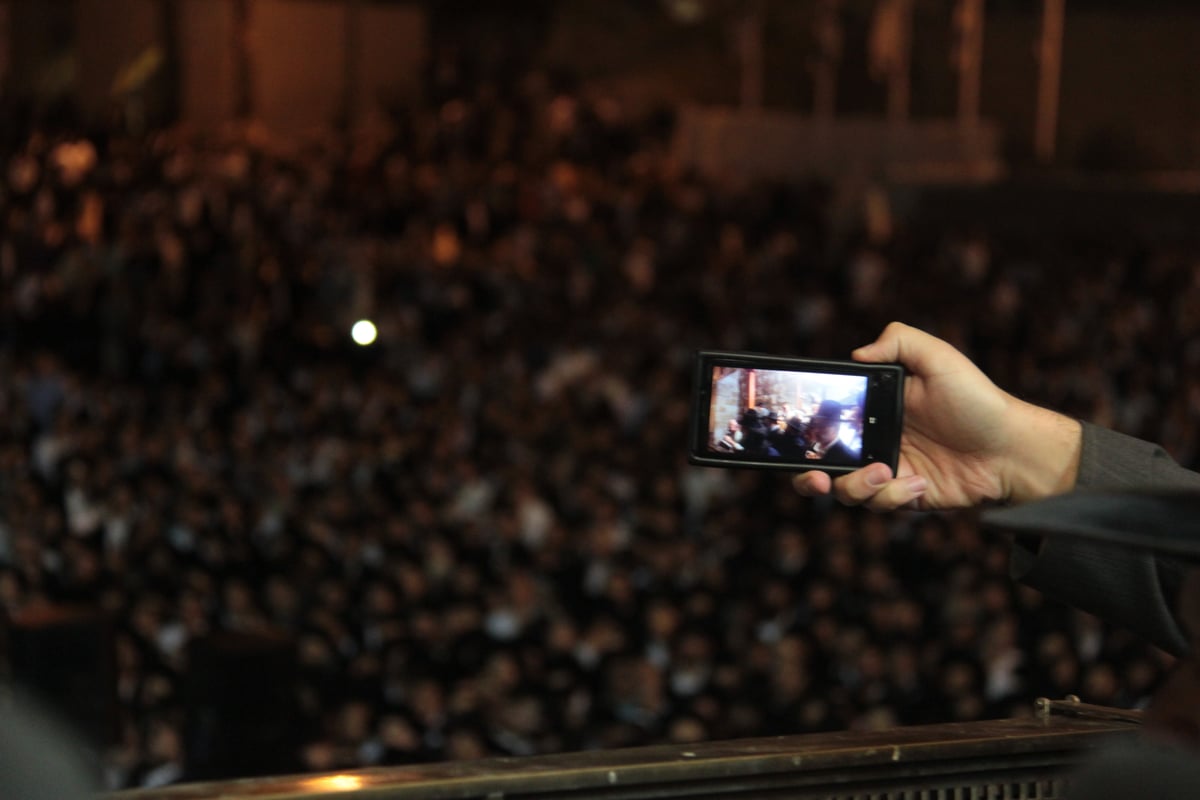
[107,698,1141,800]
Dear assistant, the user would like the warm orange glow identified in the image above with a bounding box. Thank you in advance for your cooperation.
[302,774,365,792]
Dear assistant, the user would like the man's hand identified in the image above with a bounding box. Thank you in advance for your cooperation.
[793,322,1082,512]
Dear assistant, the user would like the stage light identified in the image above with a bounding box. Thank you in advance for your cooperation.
[351,319,377,346]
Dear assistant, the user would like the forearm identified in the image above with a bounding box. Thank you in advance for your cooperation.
[1009,421,1200,657]
[1074,423,1200,492]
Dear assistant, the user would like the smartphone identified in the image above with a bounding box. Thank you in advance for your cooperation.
[688,350,904,474]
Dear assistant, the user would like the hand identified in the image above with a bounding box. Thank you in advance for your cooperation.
[793,322,1082,512]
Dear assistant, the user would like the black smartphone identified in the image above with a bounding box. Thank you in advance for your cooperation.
[688,350,905,474]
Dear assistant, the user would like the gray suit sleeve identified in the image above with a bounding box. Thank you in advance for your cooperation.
[1009,422,1200,657]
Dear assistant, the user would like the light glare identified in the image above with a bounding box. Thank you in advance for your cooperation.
[351,319,377,346]
[302,774,364,791]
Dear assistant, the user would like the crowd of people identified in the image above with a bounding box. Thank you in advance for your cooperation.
[0,58,1197,790]
[718,399,862,465]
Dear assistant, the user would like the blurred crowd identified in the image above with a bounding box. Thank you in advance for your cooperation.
[0,59,1196,790]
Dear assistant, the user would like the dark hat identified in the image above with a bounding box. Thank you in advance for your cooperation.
[812,399,844,423]
[982,488,1200,560]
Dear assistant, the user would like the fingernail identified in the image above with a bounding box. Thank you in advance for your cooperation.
[866,467,890,488]
[904,475,928,495]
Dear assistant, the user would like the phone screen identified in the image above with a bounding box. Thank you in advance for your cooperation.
[689,351,903,473]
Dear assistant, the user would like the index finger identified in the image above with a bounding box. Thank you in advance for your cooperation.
[852,321,957,375]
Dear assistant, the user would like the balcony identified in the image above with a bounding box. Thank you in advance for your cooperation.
[108,698,1139,800]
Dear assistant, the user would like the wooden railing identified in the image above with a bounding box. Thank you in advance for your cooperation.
[108,698,1140,800]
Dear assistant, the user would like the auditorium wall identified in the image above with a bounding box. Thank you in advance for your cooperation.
[1,2,1198,170]
[4,0,426,135]
[545,3,1200,171]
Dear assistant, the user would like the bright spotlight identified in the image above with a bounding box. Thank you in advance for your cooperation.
[351,319,378,346]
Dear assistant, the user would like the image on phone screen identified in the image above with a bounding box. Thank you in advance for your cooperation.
[708,366,866,467]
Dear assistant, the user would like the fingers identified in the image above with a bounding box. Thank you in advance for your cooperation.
[792,470,832,497]
[793,462,928,512]
[851,320,917,363]
[852,321,952,375]
[833,463,928,512]
[826,461,891,505]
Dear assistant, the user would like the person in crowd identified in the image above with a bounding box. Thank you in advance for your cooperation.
[780,403,802,430]
[775,416,810,459]
[803,400,858,467]
[738,408,779,458]
[715,419,744,452]
[762,408,790,453]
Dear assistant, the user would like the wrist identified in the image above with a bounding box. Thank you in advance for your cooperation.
[1000,398,1082,505]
